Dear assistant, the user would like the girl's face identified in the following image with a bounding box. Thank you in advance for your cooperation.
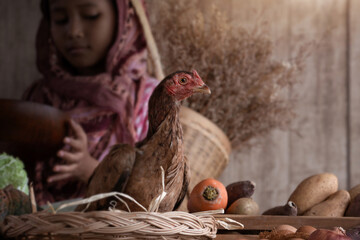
[49,0,116,75]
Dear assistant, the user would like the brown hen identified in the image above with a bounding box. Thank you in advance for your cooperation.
[77,70,210,212]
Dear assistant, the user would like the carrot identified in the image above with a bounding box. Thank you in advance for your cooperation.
[187,178,228,213]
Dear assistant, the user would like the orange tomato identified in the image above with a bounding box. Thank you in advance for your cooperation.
[187,178,228,212]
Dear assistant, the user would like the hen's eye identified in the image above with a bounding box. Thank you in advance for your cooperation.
[179,78,187,85]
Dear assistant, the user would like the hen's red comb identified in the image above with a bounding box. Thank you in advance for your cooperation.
[191,70,201,80]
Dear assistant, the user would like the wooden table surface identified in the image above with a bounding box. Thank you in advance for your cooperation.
[215,234,258,240]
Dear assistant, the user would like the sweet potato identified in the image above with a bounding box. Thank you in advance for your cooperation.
[262,201,297,216]
[303,190,350,217]
[226,180,256,208]
[288,173,338,215]
[345,193,360,217]
[225,197,259,215]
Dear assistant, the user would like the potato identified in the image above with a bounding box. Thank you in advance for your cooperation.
[225,197,259,215]
[349,184,360,201]
[303,190,350,217]
[288,173,338,215]
[274,224,297,233]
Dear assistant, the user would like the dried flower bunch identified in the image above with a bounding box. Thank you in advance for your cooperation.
[149,1,307,150]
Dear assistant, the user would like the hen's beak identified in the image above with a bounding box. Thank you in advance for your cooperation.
[193,84,211,94]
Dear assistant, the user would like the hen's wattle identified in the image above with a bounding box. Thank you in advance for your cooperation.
[77,70,210,212]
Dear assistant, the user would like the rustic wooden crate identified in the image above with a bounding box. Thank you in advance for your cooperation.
[213,215,360,239]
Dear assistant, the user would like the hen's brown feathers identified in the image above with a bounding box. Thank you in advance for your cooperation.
[124,108,187,211]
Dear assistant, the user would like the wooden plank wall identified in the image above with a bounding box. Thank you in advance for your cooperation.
[349,0,360,196]
[0,0,358,213]
[0,1,41,99]
[218,0,350,213]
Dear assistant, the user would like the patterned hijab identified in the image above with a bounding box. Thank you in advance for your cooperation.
[23,0,158,204]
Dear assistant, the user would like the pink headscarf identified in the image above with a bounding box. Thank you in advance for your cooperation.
[23,0,158,204]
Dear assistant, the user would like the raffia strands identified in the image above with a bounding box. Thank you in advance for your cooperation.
[1,211,217,239]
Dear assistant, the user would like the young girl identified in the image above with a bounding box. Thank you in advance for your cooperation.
[23,0,158,205]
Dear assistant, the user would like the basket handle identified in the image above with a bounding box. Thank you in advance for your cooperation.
[131,0,165,81]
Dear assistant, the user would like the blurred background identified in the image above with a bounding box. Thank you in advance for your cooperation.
[1,0,360,213]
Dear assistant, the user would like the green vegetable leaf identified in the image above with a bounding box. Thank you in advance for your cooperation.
[0,153,29,195]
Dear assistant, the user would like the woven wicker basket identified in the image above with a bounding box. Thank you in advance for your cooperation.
[0,191,243,240]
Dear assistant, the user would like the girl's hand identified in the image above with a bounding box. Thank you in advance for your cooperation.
[48,119,99,184]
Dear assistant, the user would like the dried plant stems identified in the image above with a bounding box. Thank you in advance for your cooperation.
[150,1,308,150]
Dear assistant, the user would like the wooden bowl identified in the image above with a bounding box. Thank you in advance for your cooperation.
[0,99,70,160]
